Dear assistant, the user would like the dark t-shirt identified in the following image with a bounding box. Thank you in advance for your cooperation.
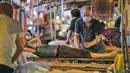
[68,17,80,31]
[68,17,80,40]
[115,17,121,28]
[75,17,105,53]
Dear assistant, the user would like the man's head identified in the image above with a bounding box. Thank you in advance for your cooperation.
[81,5,91,22]
[0,2,13,18]
[71,9,80,18]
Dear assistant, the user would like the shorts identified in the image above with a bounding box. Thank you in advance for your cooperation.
[57,45,92,58]
[0,64,14,73]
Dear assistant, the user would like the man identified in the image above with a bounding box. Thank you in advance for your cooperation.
[74,5,105,53]
[24,43,119,59]
[0,2,24,73]
[66,9,80,44]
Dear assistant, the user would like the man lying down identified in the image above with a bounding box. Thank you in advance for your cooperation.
[24,44,120,59]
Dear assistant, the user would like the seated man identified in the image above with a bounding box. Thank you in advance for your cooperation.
[102,28,121,47]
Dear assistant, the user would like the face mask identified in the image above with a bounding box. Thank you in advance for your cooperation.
[82,16,91,22]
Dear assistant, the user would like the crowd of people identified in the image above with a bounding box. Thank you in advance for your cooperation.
[24,5,127,59]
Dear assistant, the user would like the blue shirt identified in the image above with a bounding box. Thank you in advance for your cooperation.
[75,17,105,53]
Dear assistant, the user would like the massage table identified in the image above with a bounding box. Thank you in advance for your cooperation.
[27,58,114,62]
[37,61,112,72]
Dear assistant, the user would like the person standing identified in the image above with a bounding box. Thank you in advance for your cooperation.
[74,5,105,53]
[66,9,80,44]
[0,2,24,73]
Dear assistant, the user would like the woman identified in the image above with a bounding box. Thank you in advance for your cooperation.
[39,14,55,44]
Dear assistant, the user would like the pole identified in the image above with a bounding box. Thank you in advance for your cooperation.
[36,0,39,37]
[49,4,53,41]
[126,0,130,71]
[30,0,34,38]
[61,0,64,19]
[121,11,127,73]
[120,0,130,72]
[121,0,129,72]
[53,3,56,40]
[124,1,130,71]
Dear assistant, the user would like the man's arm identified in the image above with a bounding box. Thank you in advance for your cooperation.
[74,33,81,49]
[84,19,103,48]
[66,30,72,44]
[74,18,82,49]
[66,19,76,44]
[11,34,24,63]
[84,35,101,48]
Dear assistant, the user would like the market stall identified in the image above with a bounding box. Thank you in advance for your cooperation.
[1,0,130,73]
[24,0,124,73]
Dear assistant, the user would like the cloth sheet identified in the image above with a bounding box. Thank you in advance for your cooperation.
[13,62,50,73]
[48,40,76,48]
[13,62,100,73]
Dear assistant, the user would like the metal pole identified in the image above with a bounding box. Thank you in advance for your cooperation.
[53,3,56,40]
[121,11,127,73]
[49,4,53,41]
[121,0,130,72]
[37,0,39,37]
[31,0,35,38]
[61,0,64,19]
[124,2,130,72]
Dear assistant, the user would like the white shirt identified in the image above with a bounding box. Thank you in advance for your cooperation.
[10,20,27,68]
[0,14,13,67]
[0,14,26,68]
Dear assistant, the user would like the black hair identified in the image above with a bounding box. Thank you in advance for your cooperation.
[100,22,106,32]
[71,9,80,17]
[115,3,118,7]
[100,22,105,29]
[0,2,13,18]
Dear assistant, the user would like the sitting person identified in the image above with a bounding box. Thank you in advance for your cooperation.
[100,22,130,53]
[100,22,121,47]
[102,28,121,47]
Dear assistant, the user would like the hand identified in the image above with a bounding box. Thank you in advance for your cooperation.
[107,40,112,43]
[77,44,82,49]
[109,43,113,46]
[85,42,92,48]
[66,40,70,44]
